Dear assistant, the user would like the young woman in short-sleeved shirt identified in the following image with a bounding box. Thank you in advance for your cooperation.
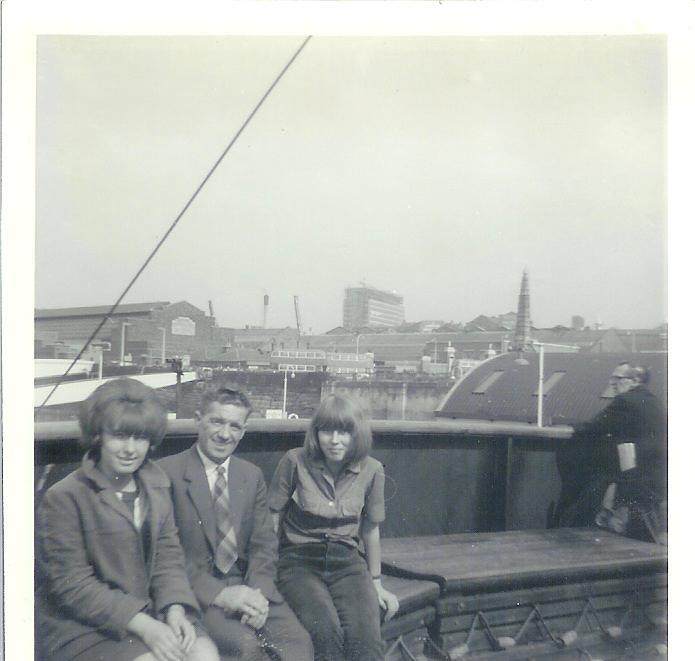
[268,395,399,661]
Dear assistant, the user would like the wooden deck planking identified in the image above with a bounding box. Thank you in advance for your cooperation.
[380,575,440,615]
[382,528,666,592]
[381,606,436,640]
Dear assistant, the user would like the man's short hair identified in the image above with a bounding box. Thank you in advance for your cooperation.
[198,381,253,418]
[633,365,650,385]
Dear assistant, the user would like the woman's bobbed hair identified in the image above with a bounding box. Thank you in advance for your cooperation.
[78,377,168,454]
[304,394,372,464]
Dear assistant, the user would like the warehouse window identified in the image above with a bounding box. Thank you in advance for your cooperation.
[533,371,566,396]
[472,370,505,394]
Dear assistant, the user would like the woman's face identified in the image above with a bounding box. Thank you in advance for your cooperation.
[317,429,353,465]
[98,431,150,481]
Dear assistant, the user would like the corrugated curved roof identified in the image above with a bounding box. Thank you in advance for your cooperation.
[435,351,666,426]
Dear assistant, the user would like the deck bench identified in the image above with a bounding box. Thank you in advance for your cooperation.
[381,529,667,660]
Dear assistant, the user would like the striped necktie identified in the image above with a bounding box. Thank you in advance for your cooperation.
[213,465,238,574]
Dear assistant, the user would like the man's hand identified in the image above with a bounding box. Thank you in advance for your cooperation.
[240,607,269,630]
[213,585,269,629]
[165,604,197,653]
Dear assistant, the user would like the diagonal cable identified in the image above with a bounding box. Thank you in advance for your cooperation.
[35,35,312,415]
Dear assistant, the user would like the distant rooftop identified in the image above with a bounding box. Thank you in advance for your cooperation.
[35,302,170,319]
[205,346,271,363]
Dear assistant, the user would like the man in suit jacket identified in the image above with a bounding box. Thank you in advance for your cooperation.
[159,383,313,660]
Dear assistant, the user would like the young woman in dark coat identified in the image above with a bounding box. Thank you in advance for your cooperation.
[37,378,219,661]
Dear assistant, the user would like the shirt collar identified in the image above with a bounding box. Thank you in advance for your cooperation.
[195,444,231,475]
[306,452,363,475]
[345,459,363,474]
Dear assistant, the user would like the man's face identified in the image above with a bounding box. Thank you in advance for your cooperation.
[195,401,248,464]
[609,368,636,396]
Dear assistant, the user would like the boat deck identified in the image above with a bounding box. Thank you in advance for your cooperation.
[380,529,666,660]
[381,528,666,592]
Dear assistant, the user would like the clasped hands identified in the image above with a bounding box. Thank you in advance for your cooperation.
[213,585,269,629]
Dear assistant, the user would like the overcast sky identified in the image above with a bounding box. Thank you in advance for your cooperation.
[35,34,666,332]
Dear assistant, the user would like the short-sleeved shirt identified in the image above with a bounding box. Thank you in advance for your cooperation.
[268,447,385,548]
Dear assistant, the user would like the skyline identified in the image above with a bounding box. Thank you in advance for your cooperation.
[32,278,665,334]
[35,35,666,334]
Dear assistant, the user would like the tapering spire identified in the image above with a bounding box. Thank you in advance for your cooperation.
[513,269,532,352]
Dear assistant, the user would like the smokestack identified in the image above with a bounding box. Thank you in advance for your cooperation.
[208,300,215,318]
[263,294,269,329]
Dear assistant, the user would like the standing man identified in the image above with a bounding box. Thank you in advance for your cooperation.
[158,383,313,660]
[554,362,666,539]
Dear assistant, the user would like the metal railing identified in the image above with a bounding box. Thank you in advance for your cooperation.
[35,417,573,443]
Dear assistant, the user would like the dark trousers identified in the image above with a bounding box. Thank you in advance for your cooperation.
[203,596,313,661]
[276,542,384,661]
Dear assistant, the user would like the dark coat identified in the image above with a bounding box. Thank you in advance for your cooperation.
[37,454,200,658]
[158,446,283,609]
[574,384,666,480]
[574,384,665,441]
[555,384,666,526]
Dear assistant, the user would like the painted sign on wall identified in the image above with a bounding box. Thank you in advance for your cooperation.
[171,317,196,336]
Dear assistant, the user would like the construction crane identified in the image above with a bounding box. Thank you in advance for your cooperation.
[293,295,304,337]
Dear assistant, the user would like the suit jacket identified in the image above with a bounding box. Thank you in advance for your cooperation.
[37,453,199,658]
[158,446,283,609]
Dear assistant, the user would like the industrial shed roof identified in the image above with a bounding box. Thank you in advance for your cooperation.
[435,351,666,426]
[35,302,170,319]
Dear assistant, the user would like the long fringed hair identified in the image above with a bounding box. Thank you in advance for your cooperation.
[304,394,372,464]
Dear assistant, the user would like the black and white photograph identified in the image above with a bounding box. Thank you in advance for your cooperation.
[3,2,693,660]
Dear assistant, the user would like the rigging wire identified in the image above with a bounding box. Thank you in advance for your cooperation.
[35,35,312,417]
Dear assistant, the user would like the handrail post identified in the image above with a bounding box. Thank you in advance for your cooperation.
[537,343,545,427]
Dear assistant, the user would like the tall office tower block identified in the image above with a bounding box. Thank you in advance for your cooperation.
[342,285,404,330]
